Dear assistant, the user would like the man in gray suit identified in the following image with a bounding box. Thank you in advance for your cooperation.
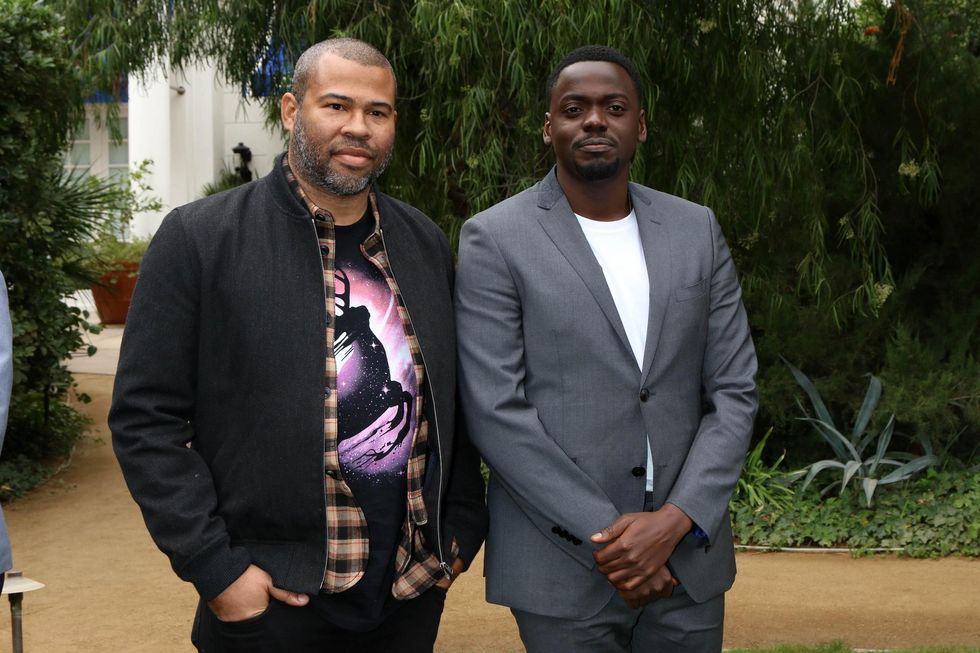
[0,271,14,590]
[455,45,757,651]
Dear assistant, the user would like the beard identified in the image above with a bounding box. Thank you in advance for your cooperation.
[573,157,621,182]
[291,111,394,197]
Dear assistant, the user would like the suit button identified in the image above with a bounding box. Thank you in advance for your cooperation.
[552,526,561,535]
[639,389,650,402]
[632,466,646,477]
[571,537,582,546]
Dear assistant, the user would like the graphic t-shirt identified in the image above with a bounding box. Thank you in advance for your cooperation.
[316,210,419,630]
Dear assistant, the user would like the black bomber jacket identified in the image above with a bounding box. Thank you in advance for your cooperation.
[109,155,488,601]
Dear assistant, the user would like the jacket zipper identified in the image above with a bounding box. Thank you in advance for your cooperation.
[309,216,330,587]
[378,226,452,579]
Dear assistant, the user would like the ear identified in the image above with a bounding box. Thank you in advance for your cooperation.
[637,108,648,143]
[542,112,553,146]
[281,92,299,132]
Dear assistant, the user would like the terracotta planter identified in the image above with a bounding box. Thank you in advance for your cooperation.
[90,261,139,325]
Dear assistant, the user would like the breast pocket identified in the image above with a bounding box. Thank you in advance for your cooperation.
[674,278,707,303]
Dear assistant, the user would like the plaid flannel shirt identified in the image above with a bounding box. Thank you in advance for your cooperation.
[284,159,454,600]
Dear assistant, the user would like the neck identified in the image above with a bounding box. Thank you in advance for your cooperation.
[287,149,369,226]
[556,167,631,222]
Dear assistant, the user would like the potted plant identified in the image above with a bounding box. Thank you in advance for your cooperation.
[87,235,151,324]
[80,160,161,325]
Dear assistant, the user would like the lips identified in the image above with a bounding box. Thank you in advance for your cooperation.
[333,149,373,166]
[576,138,616,152]
[330,143,376,167]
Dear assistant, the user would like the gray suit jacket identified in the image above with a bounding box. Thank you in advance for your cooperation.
[0,271,14,572]
[455,169,757,619]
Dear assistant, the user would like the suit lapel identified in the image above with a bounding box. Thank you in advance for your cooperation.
[633,184,671,384]
[535,170,633,362]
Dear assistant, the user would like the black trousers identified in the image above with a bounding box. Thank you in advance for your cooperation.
[193,586,447,653]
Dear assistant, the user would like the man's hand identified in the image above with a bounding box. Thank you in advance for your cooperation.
[207,564,309,622]
[591,503,693,589]
[434,556,466,590]
[618,565,679,609]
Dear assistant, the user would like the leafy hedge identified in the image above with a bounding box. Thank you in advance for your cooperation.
[732,470,980,557]
[0,1,132,470]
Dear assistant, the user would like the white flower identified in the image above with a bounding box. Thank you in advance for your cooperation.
[898,160,921,178]
[697,18,717,33]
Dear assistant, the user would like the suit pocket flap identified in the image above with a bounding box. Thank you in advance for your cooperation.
[674,278,707,302]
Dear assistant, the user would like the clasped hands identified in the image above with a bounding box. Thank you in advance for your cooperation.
[590,503,692,609]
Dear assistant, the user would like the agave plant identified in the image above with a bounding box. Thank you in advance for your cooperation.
[783,358,938,506]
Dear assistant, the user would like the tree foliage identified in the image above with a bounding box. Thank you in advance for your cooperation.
[57,0,980,463]
[0,0,137,463]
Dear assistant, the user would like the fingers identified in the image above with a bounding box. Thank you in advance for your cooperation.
[610,572,649,591]
[616,568,678,609]
[268,585,310,607]
[593,549,634,572]
[591,514,636,544]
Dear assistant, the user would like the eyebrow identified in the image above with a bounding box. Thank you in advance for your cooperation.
[560,92,631,103]
[316,92,394,112]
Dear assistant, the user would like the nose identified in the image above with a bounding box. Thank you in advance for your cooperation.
[341,110,371,139]
[582,106,607,131]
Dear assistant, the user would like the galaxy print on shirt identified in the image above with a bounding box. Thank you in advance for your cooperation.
[335,259,417,481]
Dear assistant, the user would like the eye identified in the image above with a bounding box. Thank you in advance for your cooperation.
[609,104,626,113]
[562,105,582,115]
[327,103,345,111]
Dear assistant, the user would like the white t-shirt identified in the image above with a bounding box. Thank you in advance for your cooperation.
[575,210,654,491]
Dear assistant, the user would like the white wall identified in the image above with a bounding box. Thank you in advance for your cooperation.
[222,87,286,181]
[128,63,287,237]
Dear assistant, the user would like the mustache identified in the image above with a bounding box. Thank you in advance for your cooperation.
[329,139,378,158]
[575,137,616,148]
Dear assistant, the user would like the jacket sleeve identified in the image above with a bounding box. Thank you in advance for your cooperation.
[0,271,11,573]
[455,217,621,569]
[665,208,758,541]
[439,234,488,569]
[0,271,12,443]
[441,406,489,569]
[109,212,252,601]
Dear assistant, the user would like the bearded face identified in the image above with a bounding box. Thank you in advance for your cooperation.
[284,53,398,198]
[291,108,394,197]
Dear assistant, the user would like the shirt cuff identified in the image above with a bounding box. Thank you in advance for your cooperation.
[690,524,710,546]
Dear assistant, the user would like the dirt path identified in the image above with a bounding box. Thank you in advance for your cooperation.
[1,373,977,652]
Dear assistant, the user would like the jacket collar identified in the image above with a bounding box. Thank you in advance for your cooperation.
[536,166,656,220]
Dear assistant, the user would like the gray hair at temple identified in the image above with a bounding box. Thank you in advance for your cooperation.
[290,38,397,104]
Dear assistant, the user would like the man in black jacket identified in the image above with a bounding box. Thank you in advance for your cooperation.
[110,38,487,652]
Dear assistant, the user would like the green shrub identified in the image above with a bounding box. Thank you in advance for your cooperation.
[0,1,136,474]
[0,454,62,502]
[878,325,980,464]
[201,167,248,198]
[731,428,798,514]
[732,469,980,557]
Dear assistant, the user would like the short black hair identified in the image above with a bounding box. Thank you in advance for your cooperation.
[545,45,643,104]
[291,38,396,104]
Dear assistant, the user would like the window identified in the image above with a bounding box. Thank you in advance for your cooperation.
[66,107,129,186]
